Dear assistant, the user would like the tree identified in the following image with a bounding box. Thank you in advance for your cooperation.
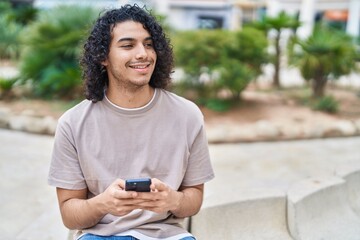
[173,28,267,103]
[19,5,98,99]
[225,27,268,78]
[289,26,358,98]
[173,30,232,77]
[217,59,255,100]
[254,11,301,88]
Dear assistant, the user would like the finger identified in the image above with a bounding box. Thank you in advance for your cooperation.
[113,178,126,190]
[121,198,153,206]
[150,178,166,191]
[135,191,158,200]
[113,189,138,199]
[134,199,161,208]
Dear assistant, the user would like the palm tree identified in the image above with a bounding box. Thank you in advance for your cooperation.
[19,5,98,99]
[289,26,358,98]
[254,11,301,88]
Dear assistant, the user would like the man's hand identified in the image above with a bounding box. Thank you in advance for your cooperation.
[57,178,150,229]
[128,178,204,218]
[131,178,183,214]
[97,178,147,216]
[57,178,204,230]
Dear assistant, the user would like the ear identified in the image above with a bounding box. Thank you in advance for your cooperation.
[101,60,108,67]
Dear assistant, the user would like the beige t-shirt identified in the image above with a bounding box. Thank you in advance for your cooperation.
[48,88,214,239]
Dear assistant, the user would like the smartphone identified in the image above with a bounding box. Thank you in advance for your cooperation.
[125,178,151,192]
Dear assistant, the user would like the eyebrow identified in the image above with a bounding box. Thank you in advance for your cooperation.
[117,36,153,43]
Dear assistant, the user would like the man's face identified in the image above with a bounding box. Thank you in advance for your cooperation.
[102,20,157,89]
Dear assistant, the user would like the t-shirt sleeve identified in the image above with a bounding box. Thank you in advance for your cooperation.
[181,124,215,186]
[48,116,87,190]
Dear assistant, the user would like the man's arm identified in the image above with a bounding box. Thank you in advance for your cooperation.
[56,179,139,230]
[57,188,105,230]
[171,184,204,218]
[135,178,204,218]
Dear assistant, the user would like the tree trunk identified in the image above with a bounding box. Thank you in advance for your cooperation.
[273,33,281,88]
[312,76,327,98]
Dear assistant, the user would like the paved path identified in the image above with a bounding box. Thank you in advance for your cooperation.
[0,129,68,240]
[206,137,360,197]
[1,129,360,239]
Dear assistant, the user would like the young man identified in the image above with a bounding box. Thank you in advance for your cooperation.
[48,4,214,240]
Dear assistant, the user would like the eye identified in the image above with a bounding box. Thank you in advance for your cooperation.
[121,44,133,49]
[145,42,154,48]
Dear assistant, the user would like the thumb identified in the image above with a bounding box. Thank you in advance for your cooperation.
[151,178,166,191]
[113,178,126,190]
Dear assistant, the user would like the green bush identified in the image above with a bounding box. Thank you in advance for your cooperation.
[173,30,233,76]
[0,1,22,60]
[313,95,339,113]
[172,27,267,106]
[0,77,17,99]
[225,27,268,75]
[19,5,97,99]
[0,16,22,60]
[204,98,232,112]
[217,59,255,100]
[6,5,38,25]
[0,1,38,60]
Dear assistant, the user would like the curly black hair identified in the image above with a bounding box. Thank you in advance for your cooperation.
[80,4,174,102]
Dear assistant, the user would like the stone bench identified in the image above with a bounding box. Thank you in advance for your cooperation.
[336,165,360,217]
[65,168,360,240]
[190,189,292,240]
[287,176,360,240]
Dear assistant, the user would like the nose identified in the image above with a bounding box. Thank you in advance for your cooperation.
[135,44,147,59]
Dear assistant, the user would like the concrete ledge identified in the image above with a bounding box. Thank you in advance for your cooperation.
[0,107,58,135]
[336,165,360,217]
[191,189,292,240]
[287,176,360,240]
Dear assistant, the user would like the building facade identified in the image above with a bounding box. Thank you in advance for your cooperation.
[32,0,360,37]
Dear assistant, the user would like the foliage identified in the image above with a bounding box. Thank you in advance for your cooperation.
[253,11,301,88]
[288,26,358,98]
[312,95,339,113]
[225,27,268,75]
[0,1,23,60]
[173,30,233,76]
[173,28,267,107]
[0,1,11,13]
[254,11,300,32]
[152,12,173,36]
[0,77,17,100]
[6,5,38,26]
[0,15,22,59]
[1,0,38,26]
[204,98,232,112]
[217,59,255,100]
[172,30,233,103]
[19,5,98,99]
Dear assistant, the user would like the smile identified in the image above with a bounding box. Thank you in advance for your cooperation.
[129,63,151,69]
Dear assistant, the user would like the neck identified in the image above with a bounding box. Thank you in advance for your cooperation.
[106,85,154,109]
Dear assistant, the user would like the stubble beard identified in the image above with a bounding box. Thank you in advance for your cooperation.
[113,74,152,93]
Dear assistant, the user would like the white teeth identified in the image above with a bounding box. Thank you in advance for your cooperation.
[132,65,147,69]
[130,63,150,69]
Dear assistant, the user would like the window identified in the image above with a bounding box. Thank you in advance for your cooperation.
[198,16,223,29]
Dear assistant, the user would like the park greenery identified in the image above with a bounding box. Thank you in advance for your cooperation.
[0,2,359,113]
[173,28,267,110]
[19,5,98,99]
[253,11,301,88]
[288,25,358,98]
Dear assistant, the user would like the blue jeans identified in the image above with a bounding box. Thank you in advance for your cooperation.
[79,234,195,240]
[79,236,137,240]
